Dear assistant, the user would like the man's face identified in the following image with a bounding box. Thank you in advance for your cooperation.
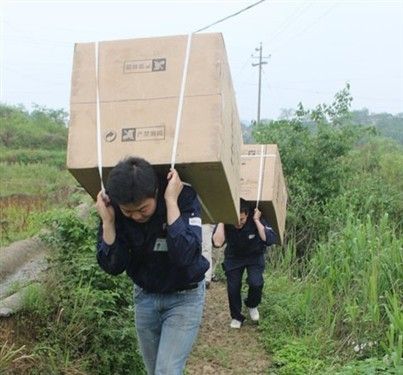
[235,212,248,229]
[119,198,157,223]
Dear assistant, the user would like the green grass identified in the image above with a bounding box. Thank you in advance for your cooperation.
[0,148,67,169]
[0,161,87,246]
[0,161,76,197]
[260,214,402,374]
[0,341,34,374]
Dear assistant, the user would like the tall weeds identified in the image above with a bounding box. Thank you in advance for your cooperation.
[261,213,402,373]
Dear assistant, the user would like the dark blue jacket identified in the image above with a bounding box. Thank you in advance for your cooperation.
[96,181,209,293]
[215,213,276,271]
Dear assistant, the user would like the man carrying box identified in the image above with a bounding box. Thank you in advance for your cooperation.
[95,156,208,374]
[212,199,276,328]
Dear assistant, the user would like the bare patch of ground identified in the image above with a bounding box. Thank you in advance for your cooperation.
[186,281,270,374]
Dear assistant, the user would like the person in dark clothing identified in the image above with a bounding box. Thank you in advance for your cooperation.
[212,199,276,329]
[95,156,209,374]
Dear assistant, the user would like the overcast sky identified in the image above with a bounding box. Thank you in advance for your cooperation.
[1,0,403,122]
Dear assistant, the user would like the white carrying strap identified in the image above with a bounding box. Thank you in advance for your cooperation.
[170,33,193,169]
[255,144,267,209]
[172,33,214,222]
[95,41,105,194]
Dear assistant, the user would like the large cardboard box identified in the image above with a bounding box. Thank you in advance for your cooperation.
[68,33,241,223]
[240,144,287,245]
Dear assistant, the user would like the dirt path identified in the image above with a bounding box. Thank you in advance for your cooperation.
[186,281,271,374]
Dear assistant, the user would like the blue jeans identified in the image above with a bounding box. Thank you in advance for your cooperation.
[134,281,205,375]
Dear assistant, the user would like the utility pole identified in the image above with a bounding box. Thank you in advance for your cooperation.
[252,43,269,125]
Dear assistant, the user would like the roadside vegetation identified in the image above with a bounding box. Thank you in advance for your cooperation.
[0,88,402,374]
[0,104,81,246]
[253,85,402,374]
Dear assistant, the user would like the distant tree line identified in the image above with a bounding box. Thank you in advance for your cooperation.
[350,108,403,143]
[242,104,403,145]
[0,104,68,149]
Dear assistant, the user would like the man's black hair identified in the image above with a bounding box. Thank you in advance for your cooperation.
[240,198,250,215]
[106,156,158,205]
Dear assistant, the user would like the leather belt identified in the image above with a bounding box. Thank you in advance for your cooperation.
[176,282,199,292]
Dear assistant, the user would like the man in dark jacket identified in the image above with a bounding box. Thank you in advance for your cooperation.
[95,156,209,374]
[212,199,276,328]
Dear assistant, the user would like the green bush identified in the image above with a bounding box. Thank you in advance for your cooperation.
[0,104,68,150]
[11,210,146,374]
[252,86,368,251]
[51,210,144,374]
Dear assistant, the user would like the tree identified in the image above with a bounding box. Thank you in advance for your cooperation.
[251,84,366,251]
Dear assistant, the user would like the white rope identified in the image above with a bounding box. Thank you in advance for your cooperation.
[255,144,266,208]
[194,0,266,33]
[170,33,193,169]
[95,41,105,194]
[169,33,216,222]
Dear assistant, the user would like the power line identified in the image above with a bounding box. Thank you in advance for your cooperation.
[265,1,314,46]
[271,2,339,53]
[232,56,254,80]
[194,0,266,33]
[261,67,282,117]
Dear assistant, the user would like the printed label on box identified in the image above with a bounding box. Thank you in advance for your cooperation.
[135,126,165,141]
[121,126,165,142]
[123,58,166,73]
